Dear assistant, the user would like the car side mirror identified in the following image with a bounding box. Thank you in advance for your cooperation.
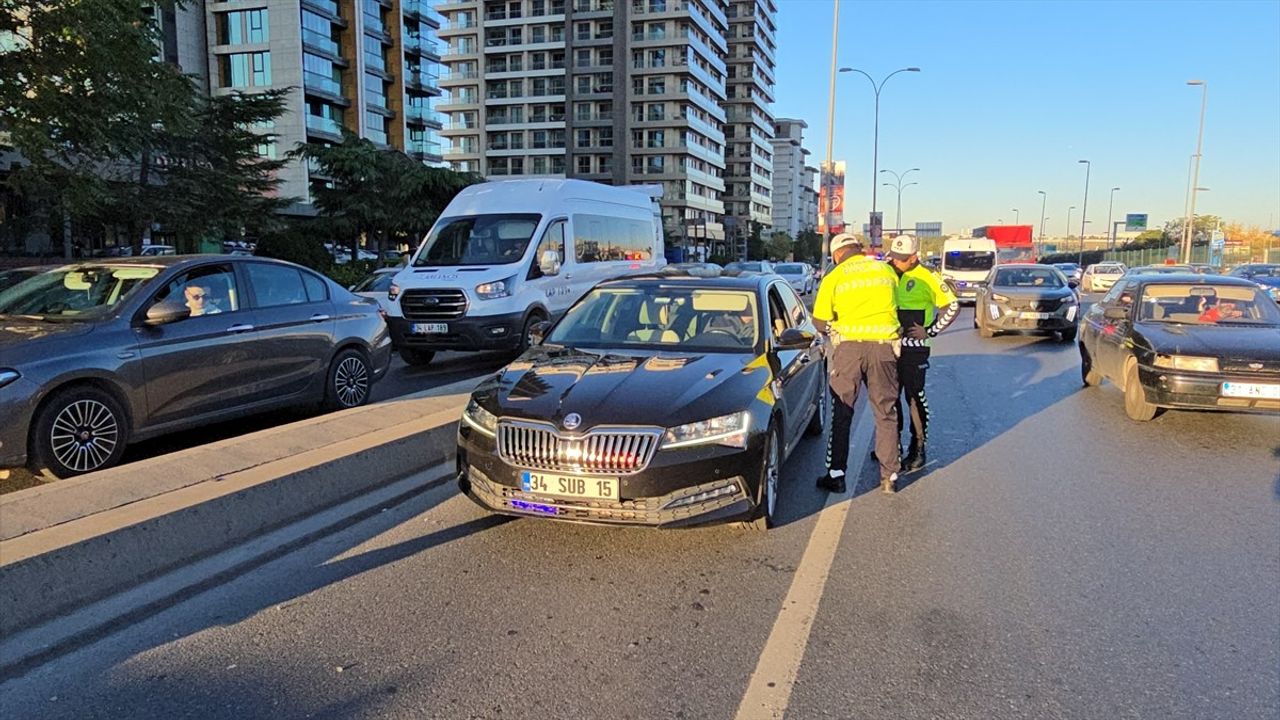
[539,251,561,277]
[528,320,552,345]
[776,327,815,350]
[1103,307,1129,321]
[1067,279,1079,289]
[144,301,191,326]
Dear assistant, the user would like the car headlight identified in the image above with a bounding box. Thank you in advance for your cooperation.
[475,276,515,300]
[663,411,749,449]
[990,293,1009,303]
[0,369,19,390]
[1153,355,1219,372]
[461,397,498,437]
[388,283,401,302]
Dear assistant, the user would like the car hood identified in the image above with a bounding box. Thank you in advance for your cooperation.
[1135,323,1280,360]
[0,317,97,364]
[474,345,772,430]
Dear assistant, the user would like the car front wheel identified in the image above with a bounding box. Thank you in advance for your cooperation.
[743,427,780,531]
[1124,362,1159,421]
[30,386,130,480]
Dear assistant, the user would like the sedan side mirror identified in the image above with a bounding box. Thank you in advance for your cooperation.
[1067,279,1079,289]
[1103,306,1129,321]
[776,327,815,350]
[528,320,552,345]
[539,251,561,277]
[144,301,191,326]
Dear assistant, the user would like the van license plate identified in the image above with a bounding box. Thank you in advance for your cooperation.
[521,471,619,501]
[1222,382,1280,400]
[411,323,448,334]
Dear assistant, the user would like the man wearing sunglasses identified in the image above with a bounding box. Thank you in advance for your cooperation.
[184,284,222,317]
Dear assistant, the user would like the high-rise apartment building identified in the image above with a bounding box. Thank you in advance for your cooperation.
[437,0,758,249]
[202,0,446,212]
[768,117,813,237]
[799,164,818,233]
[722,0,776,251]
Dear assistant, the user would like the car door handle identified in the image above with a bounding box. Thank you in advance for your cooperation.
[225,324,255,334]
[310,314,331,322]
[564,273,573,279]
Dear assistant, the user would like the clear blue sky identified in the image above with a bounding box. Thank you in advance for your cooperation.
[774,0,1280,235]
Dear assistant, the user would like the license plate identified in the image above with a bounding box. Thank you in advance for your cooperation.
[520,471,619,500]
[1019,312,1052,319]
[1222,381,1280,400]
[411,322,448,334]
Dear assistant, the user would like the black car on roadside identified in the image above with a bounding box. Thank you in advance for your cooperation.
[973,264,1080,341]
[0,256,391,479]
[1078,273,1280,420]
[457,271,827,530]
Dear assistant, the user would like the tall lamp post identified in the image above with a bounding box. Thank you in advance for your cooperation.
[1012,208,1020,225]
[1077,159,1091,265]
[1184,80,1208,264]
[880,167,919,231]
[838,66,921,244]
[1105,186,1120,249]
[1037,190,1047,255]
[1066,206,1075,238]
[819,1,840,274]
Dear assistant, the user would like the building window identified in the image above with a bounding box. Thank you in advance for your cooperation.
[599,128,613,147]
[533,157,548,174]
[577,155,592,174]
[365,113,388,144]
[222,52,272,88]
[647,103,664,121]
[220,9,269,45]
[576,129,591,148]
[647,77,665,95]
[646,155,664,174]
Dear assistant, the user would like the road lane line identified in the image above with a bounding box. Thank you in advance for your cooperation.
[733,408,874,720]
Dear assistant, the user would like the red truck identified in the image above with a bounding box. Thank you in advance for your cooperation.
[974,225,1036,263]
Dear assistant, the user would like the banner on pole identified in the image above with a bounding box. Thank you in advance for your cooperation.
[869,211,883,246]
[818,161,846,234]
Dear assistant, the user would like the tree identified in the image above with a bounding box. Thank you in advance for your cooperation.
[765,231,793,261]
[745,221,766,260]
[1221,223,1275,262]
[794,229,821,264]
[1163,215,1221,245]
[295,132,481,261]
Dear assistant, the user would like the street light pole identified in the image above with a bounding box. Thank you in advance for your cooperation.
[1105,186,1120,249]
[1067,206,1075,238]
[1077,159,1091,265]
[1184,80,1208,264]
[1037,190,1047,256]
[1012,208,1020,225]
[819,0,839,275]
[880,167,919,231]
[839,66,921,244]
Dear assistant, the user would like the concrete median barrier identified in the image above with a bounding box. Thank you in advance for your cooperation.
[0,377,479,656]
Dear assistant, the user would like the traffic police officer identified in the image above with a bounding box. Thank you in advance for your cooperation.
[813,233,902,495]
[888,235,959,471]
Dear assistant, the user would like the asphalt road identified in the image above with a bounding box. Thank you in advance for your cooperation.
[0,350,515,494]
[4,306,1277,719]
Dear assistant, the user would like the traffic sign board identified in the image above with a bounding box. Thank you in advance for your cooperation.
[1124,213,1148,231]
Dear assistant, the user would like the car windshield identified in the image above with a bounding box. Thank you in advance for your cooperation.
[775,263,806,275]
[1137,283,1280,325]
[413,213,541,267]
[726,262,765,273]
[0,265,161,320]
[0,268,42,292]
[993,267,1064,288]
[547,286,760,352]
[945,251,994,271]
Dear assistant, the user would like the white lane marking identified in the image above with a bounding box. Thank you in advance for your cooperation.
[734,408,874,720]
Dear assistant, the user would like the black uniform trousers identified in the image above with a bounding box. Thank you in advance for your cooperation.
[826,340,900,481]
[896,349,930,456]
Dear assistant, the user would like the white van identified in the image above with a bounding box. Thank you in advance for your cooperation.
[386,179,667,366]
[941,237,997,304]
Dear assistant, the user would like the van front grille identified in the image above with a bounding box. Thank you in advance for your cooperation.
[400,288,467,321]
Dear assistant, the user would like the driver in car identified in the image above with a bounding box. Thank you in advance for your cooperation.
[705,306,756,344]
[184,284,221,317]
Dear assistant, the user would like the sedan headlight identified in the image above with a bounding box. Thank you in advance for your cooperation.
[1153,355,1220,373]
[475,276,516,300]
[663,411,749,449]
[388,283,401,302]
[0,369,19,390]
[461,397,498,437]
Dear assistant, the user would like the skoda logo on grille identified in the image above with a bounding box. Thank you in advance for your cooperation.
[563,413,582,430]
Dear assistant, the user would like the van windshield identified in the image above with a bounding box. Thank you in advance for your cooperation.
[945,251,995,272]
[414,214,542,267]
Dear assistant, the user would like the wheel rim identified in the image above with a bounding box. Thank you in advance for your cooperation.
[335,356,370,407]
[764,434,779,518]
[50,399,119,473]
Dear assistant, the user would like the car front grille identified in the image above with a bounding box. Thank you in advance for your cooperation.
[497,421,663,475]
[400,288,467,321]
[1007,298,1065,312]
[1222,359,1280,376]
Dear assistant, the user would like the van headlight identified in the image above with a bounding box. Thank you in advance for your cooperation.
[475,276,515,300]
[1153,355,1219,372]
[461,398,498,436]
[663,411,749,449]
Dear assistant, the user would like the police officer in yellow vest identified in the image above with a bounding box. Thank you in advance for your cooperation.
[813,233,902,495]
[887,234,959,471]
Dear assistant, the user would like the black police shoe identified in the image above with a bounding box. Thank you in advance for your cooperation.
[904,449,926,472]
[816,471,846,494]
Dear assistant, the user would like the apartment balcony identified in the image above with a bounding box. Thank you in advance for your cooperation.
[302,0,342,19]
[406,106,446,128]
[303,72,347,103]
[305,114,345,139]
[408,139,443,161]
[302,29,341,57]
[402,1,443,27]
[404,67,440,93]
[403,34,440,59]
[439,18,479,33]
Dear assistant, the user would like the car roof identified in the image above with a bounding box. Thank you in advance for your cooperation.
[1132,273,1258,286]
[601,272,771,290]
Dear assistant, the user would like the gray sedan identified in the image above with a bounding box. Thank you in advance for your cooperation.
[973,264,1081,342]
[0,256,391,479]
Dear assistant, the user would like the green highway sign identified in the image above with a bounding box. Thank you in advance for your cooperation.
[1124,213,1148,231]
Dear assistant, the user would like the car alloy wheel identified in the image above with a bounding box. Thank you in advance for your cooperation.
[50,399,120,474]
[806,369,828,437]
[326,349,372,410]
[744,429,780,531]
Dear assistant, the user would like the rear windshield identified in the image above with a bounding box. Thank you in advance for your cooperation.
[775,263,806,274]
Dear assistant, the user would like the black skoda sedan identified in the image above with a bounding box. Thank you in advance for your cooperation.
[1079,274,1280,420]
[456,272,827,530]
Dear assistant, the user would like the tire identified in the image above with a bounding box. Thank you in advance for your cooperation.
[325,348,372,411]
[742,427,780,531]
[29,386,129,480]
[1060,327,1077,343]
[399,348,435,367]
[1080,344,1103,387]
[978,312,994,338]
[805,367,828,437]
[516,312,546,355]
[1123,361,1159,422]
